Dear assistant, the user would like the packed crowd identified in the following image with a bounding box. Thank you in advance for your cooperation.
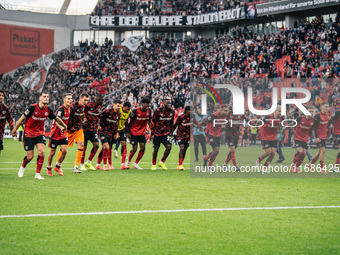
[93,0,245,16]
[0,15,339,121]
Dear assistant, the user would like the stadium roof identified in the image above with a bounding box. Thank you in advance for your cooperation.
[3,0,97,15]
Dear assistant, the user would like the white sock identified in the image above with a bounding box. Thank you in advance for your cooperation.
[74,165,78,169]
[80,164,84,167]
[87,160,91,164]
[56,162,62,167]
[160,161,164,164]
[96,163,100,167]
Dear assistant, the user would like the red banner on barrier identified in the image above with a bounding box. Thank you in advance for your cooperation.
[0,24,54,74]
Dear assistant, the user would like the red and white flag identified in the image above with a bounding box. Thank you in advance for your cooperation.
[60,59,83,72]
[90,77,110,94]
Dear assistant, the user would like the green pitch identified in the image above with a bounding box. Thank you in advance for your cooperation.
[0,139,339,254]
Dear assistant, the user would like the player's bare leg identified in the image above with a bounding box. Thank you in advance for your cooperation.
[335,145,340,172]
[291,147,307,173]
[47,148,56,176]
[264,148,276,167]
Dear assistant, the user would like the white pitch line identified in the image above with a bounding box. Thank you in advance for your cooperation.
[0,206,339,219]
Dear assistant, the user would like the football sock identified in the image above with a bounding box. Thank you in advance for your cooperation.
[264,161,269,167]
[97,149,103,164]
[208,154,216,166]
[75,147,83,167]
[161,156,167,163]
[81,147,86,164]
[296,153,306,167]
[88,147,98,161]
[121,145,127,164]
[108,149,112,165]
[152,158,156,165]
[56,162,62,167]
[204,152,212,161]
[336,152,340,165]
[179,157,184,165]
[128,150,136,162]
[103,149,109,165]
[47,166,52,170]
[310,158,317,165]
[225,152,231,164]
[293,152,300,164]
[230,151,237,166]
[36,155,44,173]
[320,161,324,169]
[135,151,144,164]
[22,156,32,168]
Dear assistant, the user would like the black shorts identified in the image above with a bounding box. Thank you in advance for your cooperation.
[226,135,238,149]
[242,134,248,140]
[178,138,190,148]
[206,135,221,149]
[153,134,172,148]
[261,140,277,149]
[316,139,327,148]
[0,139,3,150]
[131,135,146,145]
[49,138,68,149]
[295,140,308,150]
[118,129,126,142]
[23,135,46,151]
[84,130,99,147]
[334,135,340,146]
[100,133,117,146]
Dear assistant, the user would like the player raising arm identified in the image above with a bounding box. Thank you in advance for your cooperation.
[12,91,67,180]
[0,90,14,157]
[172,106,192,171]
[126,97,152,170]
[46,93,73,176]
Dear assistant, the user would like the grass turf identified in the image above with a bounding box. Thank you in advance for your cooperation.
[0,139,339,254]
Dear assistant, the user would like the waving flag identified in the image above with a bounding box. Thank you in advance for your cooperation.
[60,59,84,72]
[91,77,110,94]
[18,55,54,93]
[122,35,144,52]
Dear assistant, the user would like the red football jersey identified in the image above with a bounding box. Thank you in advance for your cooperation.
[205,111,227,138]
[151,107,175,136]
[128,107,151,136]
[24,104,56,137]
[0,103,14,140]
[259,114,283,141]
[172,114,192,141]
[67,102,85,133]
[294,115,315,142]
[332,108,340,135]
[50,105,70,140]
[314,112,330,140]
[83,102,102,131]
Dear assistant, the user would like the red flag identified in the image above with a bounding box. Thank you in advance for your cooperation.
[60,59,83,72]
[91,77,110,94]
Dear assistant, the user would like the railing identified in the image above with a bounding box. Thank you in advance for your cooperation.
[0,2,93,15]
